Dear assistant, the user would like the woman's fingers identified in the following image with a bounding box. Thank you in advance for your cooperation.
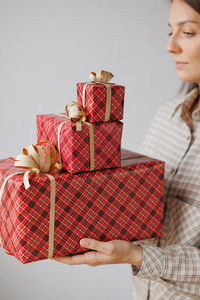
[51,238,111,265]
[80,238,114,255]
[51,250,104,265]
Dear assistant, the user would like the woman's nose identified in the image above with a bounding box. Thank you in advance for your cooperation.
[166,34,181,54]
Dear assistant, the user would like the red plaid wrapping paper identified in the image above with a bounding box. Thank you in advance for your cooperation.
[0,149,165,264]
[37,114,123,174]
[77,82,125,122]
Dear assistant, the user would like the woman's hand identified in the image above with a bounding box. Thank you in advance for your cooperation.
[51,238,143,267]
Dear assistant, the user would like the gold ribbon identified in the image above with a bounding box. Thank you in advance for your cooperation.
[65,101,87,123]
[57,119,95,171]
[85,122,95,170]
[45,174,56,258]
[55,103,95,171]
[82,70,114,122]
[0,142,62,259]
[89,70,114,83]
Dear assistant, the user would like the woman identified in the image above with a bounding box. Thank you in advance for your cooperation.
[52,0,200,299]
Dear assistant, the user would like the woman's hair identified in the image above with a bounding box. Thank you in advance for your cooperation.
[171,0,200,13]
[170,0,200,94]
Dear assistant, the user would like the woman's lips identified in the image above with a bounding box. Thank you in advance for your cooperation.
[175,62,188,69]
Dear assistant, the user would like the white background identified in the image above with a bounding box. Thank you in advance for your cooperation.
[0,0,180,299]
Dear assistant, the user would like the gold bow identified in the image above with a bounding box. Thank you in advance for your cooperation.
[89,70,114,83]
[65,101,87,124]
[14,141,62,179]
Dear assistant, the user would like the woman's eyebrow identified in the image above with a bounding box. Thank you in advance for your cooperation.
[168,20,200,27]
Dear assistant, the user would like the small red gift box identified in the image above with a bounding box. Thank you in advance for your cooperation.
[0,149,165,264]
[77,82,125,123]
[37,114,123,174]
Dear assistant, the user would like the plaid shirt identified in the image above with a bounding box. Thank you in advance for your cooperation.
[131,87,200,300]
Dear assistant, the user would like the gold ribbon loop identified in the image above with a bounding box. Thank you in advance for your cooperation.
[65,101,87,123]
[89,70,114,83]
[14,142,62,175]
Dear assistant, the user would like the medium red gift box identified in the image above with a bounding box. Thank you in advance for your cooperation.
[37,114,123,174]
[0,149,165,264]
[77,82,125,123]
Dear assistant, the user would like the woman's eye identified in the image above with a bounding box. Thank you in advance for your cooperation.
[168,31,195,37]
[183,32,195,37]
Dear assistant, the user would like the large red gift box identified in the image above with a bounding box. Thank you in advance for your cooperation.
[37,114,123,174]
[0,149,165,264]
[77,82,125,122]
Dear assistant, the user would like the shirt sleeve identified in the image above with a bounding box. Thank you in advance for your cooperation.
[134,244,200,296]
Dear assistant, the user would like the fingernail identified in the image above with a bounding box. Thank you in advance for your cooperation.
[80,239,88,247]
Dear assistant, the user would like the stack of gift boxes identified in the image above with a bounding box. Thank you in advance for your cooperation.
[0,71,165,264]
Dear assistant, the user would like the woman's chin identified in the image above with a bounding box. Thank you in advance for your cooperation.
[177,73,197,83]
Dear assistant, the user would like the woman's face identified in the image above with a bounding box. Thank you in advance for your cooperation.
[167,0,200,84]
